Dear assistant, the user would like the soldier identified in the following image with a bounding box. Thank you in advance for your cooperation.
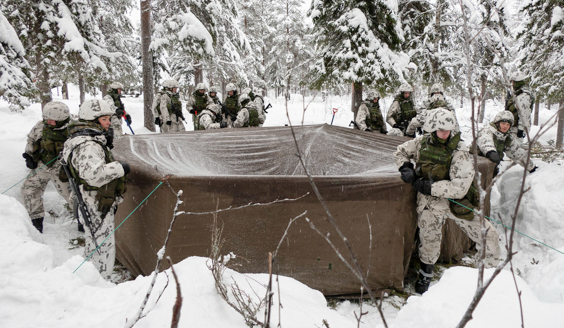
[153,79,186,133]
[209,85,220,104]
[232,94,264,128]
[197,104,228,130]
[387,83,417,137]
[506,71,534,142]
[21,102,72,233]
[242,87,267,127]
[476,111,537,176]
[407,83,460,136]
[187,82,212,130]
[355,89,387,133]
[62,99,129,279]
[103,82,131,137]
[223,83,240,126]
[393,108,500,294]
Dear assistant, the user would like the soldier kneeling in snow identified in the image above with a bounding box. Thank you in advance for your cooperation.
[62,100,130,279]
[232,94,264,128]
[393,108,501,294]
[476,110,537,176]
[197,104,228,130]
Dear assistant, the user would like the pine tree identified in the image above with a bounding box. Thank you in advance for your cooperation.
[0,8,34,110]
[308,0,408,114]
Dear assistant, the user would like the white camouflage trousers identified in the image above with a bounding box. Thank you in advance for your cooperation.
[80,187,116,279]
[417,197,501,268]
[21,162,71,220]
[161,113,186,133]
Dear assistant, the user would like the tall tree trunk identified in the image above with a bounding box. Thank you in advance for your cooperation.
[533,97,540,126]
[36,52,51,109]
[478,74,487,123]
[62,81,69,100]
[351,82,363,121]
[557,98,564,149]
[78,71,85,105]
[547,98,551,110]
[100,84,108,97]
[194,65,203,85]
[141,0,155,132]
[221,80,226,100]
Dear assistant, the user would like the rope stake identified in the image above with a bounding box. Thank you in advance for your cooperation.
[448,198,564,255]
[73,182,164,274]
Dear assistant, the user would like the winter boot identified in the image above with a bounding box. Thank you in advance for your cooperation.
[415,262,434,294]
[31,218,44,233]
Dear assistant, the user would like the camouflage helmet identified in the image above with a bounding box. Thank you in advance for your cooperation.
[492,110,514,126]
[79,99,115,121]
[366,89,380,99]
[399,83,413,93]
[430,83,444,95]
[226,83,237,93]
[43,101,70,121]
[108,82,124,90]
[162,79,179,89]
[239,94,251,106]
[509,70,527,82]
[423,108,457,132]
[209,86,219,94]
[195,82,208,92]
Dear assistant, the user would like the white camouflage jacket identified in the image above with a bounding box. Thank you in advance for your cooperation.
[393,136,475,213]
[512,88,533,133]
[477,123,534,171]
[233,102,264,128]
[198,109,222,130]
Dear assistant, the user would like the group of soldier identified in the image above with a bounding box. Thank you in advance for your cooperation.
[151,80,267,132]
[364,71,535,294]
[19,72,537,289]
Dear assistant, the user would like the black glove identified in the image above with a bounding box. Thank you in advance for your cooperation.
[413,178,433,195]
[220,121,227,128]
[529,165,538,173]
[125,114,132,125]
[166,121,172,126]
[485,150,502,164]
[392,123,401,129]
[22,153,38,169]
[365,128,372,132]
[517,130,525,138]
[116,108,125,117]
[399,162,416,184]
[104,127,115,149]
[231,114,237,122]
[189,109,196,115]
[416,127,423,135]
[155,117,161,126]
[120,161,130,175]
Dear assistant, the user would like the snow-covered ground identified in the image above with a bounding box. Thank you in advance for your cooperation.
[1,86,563,328]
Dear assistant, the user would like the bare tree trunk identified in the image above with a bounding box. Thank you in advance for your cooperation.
[141,0,155,132]
[351,82,363,121]
[36,52,51,109]
[100,83,108,97]
[221,80,226,100]
[557,98,564,149]
[533,97,540,126]
[62,81,69,100]
[78,70,85,105]
[478,74,487,123]
[194,65,203,85]
[547,98,551,110]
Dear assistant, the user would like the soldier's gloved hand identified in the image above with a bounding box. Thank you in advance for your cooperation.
[416,127,423,135]
[116,108,125,117]
[392,124,401,129]
[166,121,172,126]
[399,162,416,184]
[189,109,196,115]
[120,161,131,175]
[22,153,38,169]
[231,114,237,122]
[517,130,525,138]
[125,114,132,125]
[154,117,161,126]
[365,128,372,132]
[485,150,502,164]
[413,178,432,195]
[220,122,228,128]
[529,165,538,173]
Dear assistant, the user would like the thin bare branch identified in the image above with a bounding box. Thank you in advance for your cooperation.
[166,257,183,328]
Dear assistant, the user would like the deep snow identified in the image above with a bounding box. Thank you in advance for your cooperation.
[1,86,564,328]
